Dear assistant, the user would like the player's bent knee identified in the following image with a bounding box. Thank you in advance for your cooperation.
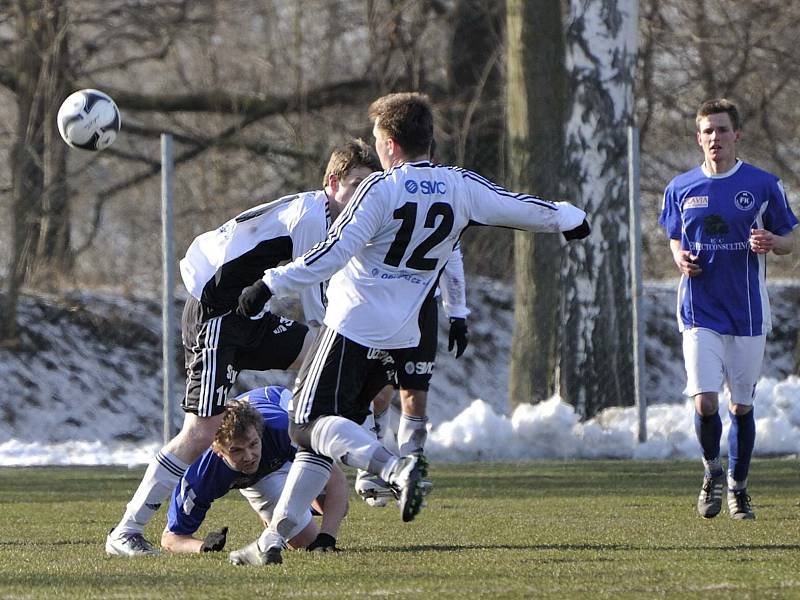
[288,419,315,449]
[167,413,224,459]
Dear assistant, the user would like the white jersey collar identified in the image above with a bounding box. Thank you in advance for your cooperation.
[701,159,742,179]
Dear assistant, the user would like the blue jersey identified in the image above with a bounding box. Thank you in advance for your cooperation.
[166,386,296,535]
[660,161,798,335]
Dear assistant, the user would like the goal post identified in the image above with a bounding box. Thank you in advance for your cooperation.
[161,133,176,444]
[628,126,647,442]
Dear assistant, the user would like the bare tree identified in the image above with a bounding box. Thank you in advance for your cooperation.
[0,0,208,341]
[444,0,509,278]
[0,1,462,342]
[559,0,638,418]
[2,0,69,342]
[506,0,567,408]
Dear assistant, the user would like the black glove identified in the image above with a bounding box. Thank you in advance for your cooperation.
[448,317,469,359]
[562,219,591,241]
[237,279,272,317]
[306,532,339,552]
[200,526,228,552]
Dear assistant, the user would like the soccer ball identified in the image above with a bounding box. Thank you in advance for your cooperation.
[57,89,121,151]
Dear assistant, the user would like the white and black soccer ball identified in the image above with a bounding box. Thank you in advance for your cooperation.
[57,89,121,151]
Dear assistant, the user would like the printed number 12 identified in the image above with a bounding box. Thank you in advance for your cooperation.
[383,201,454,270]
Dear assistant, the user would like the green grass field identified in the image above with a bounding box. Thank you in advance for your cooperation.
[1,459,799,599]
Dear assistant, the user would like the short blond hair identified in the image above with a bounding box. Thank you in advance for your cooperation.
[322,138,380,189]
[211,400,263,452]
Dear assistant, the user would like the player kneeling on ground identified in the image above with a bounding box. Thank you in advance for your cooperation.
[160,386,348,560]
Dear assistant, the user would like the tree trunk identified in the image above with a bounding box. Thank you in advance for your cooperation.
[449,0,505,181]
[506,0,567,409]
[446,0,510,277]
[35,0,72,280]
[1,0,70,342]
[559,0,638,418]
[1,0,45,342]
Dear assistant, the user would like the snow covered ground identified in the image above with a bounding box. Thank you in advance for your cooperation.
[1,278,798,465]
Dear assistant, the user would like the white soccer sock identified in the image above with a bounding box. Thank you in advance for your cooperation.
[727,474,747,491]
[374,406,398,454]
[311,415,400,481]
[311,415,387,471]
[114,450,189,536]
[266,451,331,543]
[702,456,723,475]
[397,413,429,456]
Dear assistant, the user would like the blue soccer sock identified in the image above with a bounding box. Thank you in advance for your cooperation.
[728,409,756,488]
[694,411,723,475]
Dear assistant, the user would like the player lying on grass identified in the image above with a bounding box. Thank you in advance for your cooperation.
[160,386,348,557]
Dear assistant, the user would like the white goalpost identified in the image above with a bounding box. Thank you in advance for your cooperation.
[628,126,647,442]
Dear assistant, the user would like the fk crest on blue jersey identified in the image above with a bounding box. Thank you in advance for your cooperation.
[165,386,294,535]
[660,160,798,335]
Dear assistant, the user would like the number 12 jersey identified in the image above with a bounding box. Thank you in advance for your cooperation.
[263,160,585,349]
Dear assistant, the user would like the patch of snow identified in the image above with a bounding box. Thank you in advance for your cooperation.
[0,279,797,464]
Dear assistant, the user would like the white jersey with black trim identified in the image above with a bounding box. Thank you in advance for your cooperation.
[263,160,585,349]
[438,243,469,319]
[179,191,331,325]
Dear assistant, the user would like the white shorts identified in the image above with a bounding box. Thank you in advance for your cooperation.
[681,328,765,406]
[237,461,312,541]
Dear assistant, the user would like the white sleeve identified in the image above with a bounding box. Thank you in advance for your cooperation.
[262,190,384,298]
[463,170,585,232]
[440,244,469,319]
[283,202,327,327]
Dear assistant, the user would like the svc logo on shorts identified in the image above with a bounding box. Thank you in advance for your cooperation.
[734,191,755,211]
[405,361,434,375]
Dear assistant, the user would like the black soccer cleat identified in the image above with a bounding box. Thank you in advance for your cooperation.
[697,471,725,519]
[728,489,756,520]
[389,454,429,522]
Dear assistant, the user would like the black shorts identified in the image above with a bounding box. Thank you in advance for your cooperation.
[290,326,400,430]
[394,294,438,392]
[181,297,308,417]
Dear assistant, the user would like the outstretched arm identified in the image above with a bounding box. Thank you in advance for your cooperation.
[263,179,386,299]
[462,170,588,235]
[161,526,228,554]
[161,529,202,553]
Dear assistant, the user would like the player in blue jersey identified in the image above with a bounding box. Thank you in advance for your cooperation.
[659,99,797,520]
[159,386,348,559]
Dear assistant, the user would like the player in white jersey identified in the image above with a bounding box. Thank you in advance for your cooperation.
[233,92,590,566]
[355,140,470,505]
[106,140,381,556]
[355,242,469,505]
[659,99,797,520]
